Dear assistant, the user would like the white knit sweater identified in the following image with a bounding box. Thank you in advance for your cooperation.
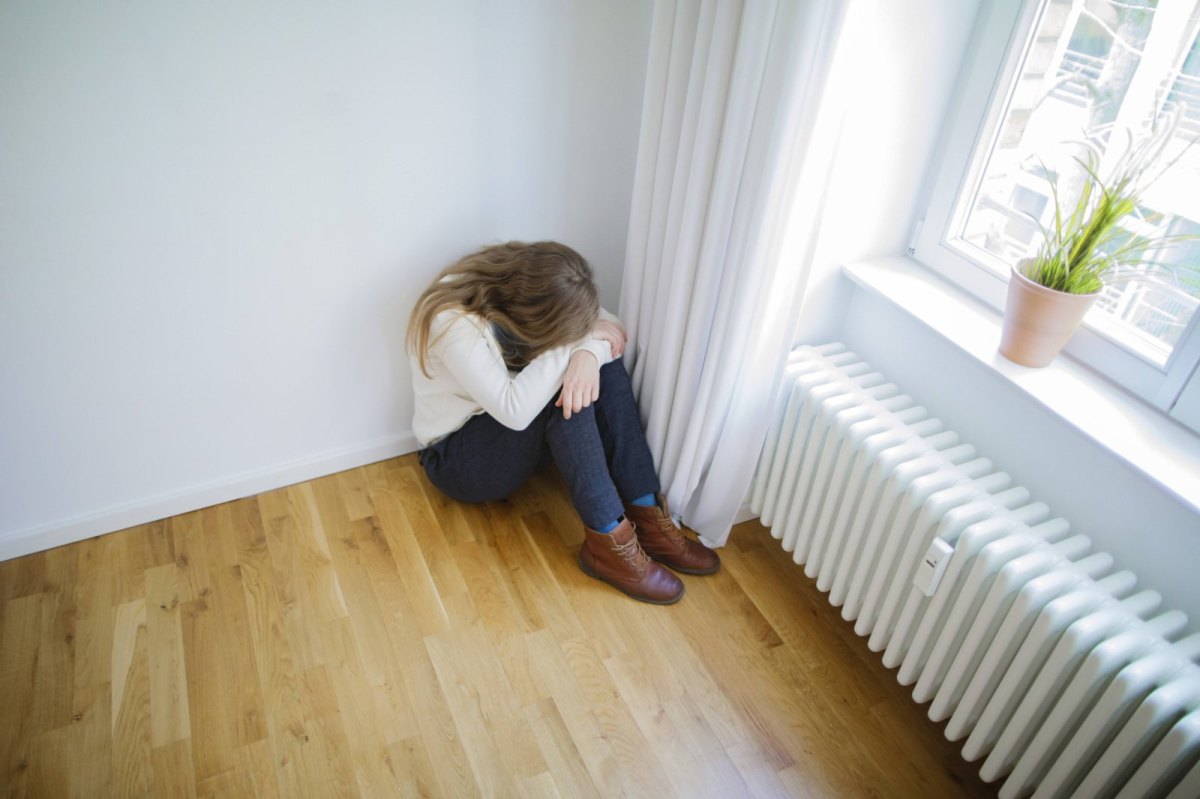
[411,308,619,446]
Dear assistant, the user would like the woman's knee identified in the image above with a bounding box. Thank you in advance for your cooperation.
[598,359,638,407]
[547,401,598,434]
[599,357,632,390]
[600,356,627,375]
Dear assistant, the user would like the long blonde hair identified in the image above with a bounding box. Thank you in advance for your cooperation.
[407,241,599,376]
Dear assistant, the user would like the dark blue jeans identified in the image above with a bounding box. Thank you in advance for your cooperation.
[418,359,660,530]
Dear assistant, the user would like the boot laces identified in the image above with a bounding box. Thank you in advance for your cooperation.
[633,505,686,547]
[614,535,649,574]
[654,514,687,549]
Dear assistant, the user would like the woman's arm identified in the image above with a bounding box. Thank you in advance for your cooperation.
[556,349,601,420]
[430,312,612,430]
[592,308,626,358]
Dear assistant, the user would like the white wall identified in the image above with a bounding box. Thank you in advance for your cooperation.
[0,0,652,557]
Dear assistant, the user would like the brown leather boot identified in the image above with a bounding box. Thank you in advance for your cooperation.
[578,518,684,604]
[624,494,721,575]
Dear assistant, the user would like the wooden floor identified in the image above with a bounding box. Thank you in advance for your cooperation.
[0,455,993,798]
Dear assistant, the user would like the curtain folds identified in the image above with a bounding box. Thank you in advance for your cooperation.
[620,0,849,546]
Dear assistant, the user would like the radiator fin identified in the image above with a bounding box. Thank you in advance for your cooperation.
[752,343,1198,798]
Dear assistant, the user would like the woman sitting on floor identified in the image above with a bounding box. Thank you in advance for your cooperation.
[406,241,719,605]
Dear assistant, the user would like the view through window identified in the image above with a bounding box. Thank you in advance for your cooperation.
[958,0,1200,367]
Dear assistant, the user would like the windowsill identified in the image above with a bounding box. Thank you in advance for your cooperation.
[843,256,1200,514]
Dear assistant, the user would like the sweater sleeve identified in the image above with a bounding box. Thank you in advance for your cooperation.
[430,312,612,431]
[572,306,624,363]
[568,308,621,366]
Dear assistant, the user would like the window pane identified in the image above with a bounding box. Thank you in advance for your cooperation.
[957,0,1200,366]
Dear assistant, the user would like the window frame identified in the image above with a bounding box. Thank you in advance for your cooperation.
[911,0,1200,423]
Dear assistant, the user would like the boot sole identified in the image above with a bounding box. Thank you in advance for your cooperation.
[577,554,685,605]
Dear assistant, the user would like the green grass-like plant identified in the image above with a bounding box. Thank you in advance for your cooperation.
[1024,114,1194,295]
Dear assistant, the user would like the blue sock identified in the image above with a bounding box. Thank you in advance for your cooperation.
[630,493,657,507]
[595,516,622,534]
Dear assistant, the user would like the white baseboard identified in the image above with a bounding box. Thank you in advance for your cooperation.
[0,431,421,562]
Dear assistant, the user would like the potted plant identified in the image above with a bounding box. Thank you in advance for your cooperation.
[999,118,1194,367]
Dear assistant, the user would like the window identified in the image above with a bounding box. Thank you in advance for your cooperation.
[914,0,1200,426]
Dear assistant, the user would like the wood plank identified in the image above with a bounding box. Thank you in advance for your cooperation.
[261,484,349,671]
[491,511,588,645]
[344,501,478,796]
[145,564,191,749]
[508,468,586,550]
[256,485,292,524]
[1,593,45,794]
[0,550,45,600]
[335,466,376,522]
[412,466,478,546]
[111,598,151,797]
[109,525,151,606]
[26,726,70,797]
[524,699,602,799]
[451,538,549,707]
[290,665,359,798]
[152,738,197,799]
[321,617,406,795]
[384,736,439,799]
[520,509,630,662]
[370,484,453,637]
[238,737,281,799]
[168,510,211,604]
[68,679,113,797]
[34,547,79,734]
[519,770,564,799]
[310,483,417,745]
[73,536,115,698]
[236,503,309,798]
[385,465,476,624]
[661,693,753,797]
[180,563,267,783]
[0,459,996,798]
[524,628,630,798]
[141,519,177,570]
[424,624,547,793]
[555,635,673,798]
[723,739,794,799]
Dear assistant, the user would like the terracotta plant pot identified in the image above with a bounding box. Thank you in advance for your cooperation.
[999,259,1100,367]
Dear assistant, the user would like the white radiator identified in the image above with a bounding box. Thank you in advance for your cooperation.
[750,343,1200,799]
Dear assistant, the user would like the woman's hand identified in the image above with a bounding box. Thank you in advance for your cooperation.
[591,319,627,359]
[557,350,600,419]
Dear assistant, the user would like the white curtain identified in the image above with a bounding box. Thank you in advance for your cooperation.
[620,0,850,546]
